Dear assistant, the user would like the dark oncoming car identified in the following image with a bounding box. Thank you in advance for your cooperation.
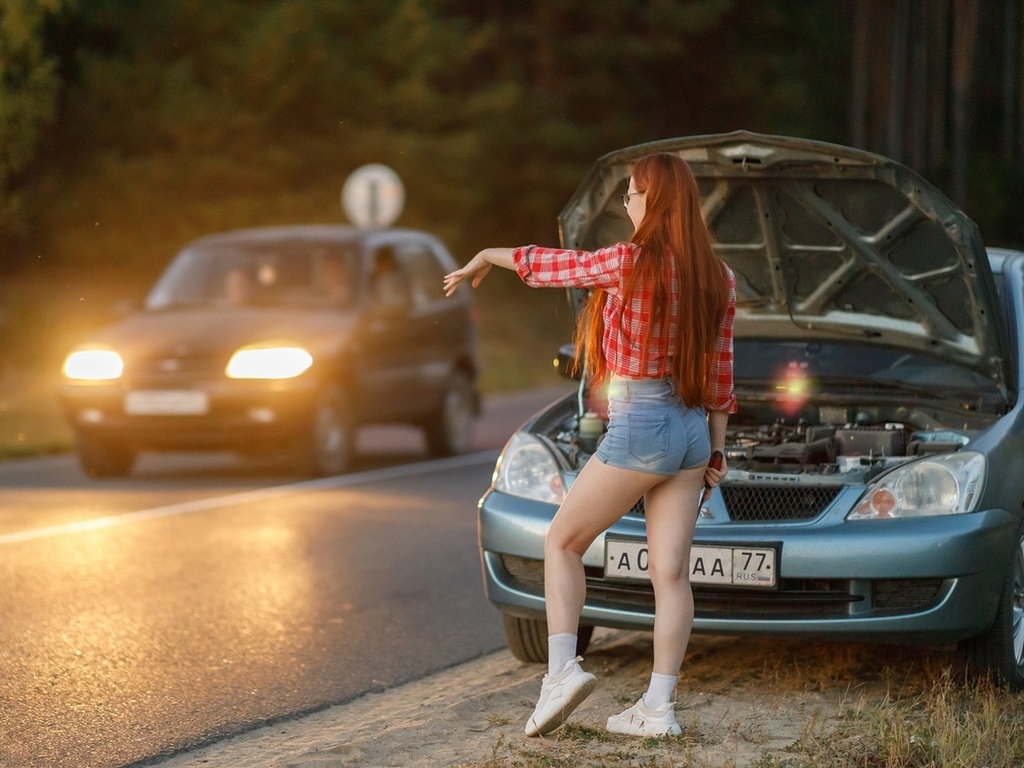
[60,225,480,477]
[477,131,1024,689]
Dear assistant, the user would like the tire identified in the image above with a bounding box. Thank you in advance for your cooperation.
[76,435,136,478]
[423,371,477,457]
[293,387,354,477]
[961,517,1024,690]
[500,613,595,664]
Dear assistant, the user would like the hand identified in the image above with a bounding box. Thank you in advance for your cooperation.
[443,250,494,297]
[701,450,727,501]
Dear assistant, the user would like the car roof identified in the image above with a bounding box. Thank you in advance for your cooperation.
[184,225,441,249]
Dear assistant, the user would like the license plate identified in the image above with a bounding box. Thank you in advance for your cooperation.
[605,538,777,588]
[124,390,209,416]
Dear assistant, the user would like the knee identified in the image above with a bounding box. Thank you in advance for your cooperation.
[544,529,588,558]
[648,556,688,587]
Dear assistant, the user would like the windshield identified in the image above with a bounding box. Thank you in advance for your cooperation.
[727,338,1007,431]
[146,239,361,310]
[735,339,1001,401]
[736,340,996,390]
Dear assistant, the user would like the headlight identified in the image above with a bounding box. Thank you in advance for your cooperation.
[493,432,566,504]
[225,346,313,379]
[63,349,124,381]
[847,452,986,520]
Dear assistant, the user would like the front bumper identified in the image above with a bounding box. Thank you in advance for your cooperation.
[60,378,322,451]
[478,488,1018,644]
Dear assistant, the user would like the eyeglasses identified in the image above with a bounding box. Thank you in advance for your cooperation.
[621,191,643,208]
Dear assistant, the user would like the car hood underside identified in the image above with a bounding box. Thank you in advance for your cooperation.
[558,131,1009,396]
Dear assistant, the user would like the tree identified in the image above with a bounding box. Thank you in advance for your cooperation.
[950,0,980,206]
[0,0,68,239]
[22,0,1024,266]
[849,0,870,148]
[43,0,742,255]
[887,0,911,162]
[1000,0,1016,160]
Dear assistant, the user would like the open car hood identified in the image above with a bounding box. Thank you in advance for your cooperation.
[558,131,1009,395]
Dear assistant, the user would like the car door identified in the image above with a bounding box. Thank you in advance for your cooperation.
[388,237,464,419]
[352,241,417,421]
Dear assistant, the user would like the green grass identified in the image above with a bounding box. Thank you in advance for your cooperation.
[0,369,73,458]
[473,268,575,392]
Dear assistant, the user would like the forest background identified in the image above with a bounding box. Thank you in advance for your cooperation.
[1,0,1021,450]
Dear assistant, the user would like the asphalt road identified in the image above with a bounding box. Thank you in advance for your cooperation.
[0,385,571,768]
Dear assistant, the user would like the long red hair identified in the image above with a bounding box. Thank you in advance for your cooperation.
[576,153,729,408]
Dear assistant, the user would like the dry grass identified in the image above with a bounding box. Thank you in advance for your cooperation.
[822,669,1024,768]
[461,634,1024,768]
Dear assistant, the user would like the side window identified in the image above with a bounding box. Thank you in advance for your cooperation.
[371,246,412,310]
[316,246,359,307]
[393,242,447,307]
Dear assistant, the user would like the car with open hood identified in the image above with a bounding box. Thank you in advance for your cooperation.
[477,131,1024,689]
[60,225,480,477]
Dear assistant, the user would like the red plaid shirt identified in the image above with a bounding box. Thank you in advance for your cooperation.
[513,243,736,413]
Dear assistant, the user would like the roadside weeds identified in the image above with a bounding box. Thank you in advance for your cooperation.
[464,631,1024,768]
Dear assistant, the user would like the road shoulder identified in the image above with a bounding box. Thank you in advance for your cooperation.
[151,629,883,768]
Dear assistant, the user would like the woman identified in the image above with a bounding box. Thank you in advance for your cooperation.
[443,153,736,737]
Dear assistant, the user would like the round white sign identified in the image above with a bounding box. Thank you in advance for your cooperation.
[341,164,405,228]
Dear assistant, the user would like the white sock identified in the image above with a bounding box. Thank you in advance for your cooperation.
[642,672,678,709]
[547,633,578,676]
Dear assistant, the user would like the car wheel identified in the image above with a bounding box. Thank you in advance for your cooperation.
[294,387,353,477]
[423,371,477,457]
[962,516,1024,690]
[76,435,136,478]
[500,613,594,664]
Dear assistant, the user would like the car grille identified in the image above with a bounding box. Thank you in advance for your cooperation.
[872,578,944,614]
[128,352,228,381]
[720,485,843,521]
[626,484,843,522]
[499,555,944,620]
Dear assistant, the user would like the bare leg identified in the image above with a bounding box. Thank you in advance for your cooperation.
[526,458,665,736]
[544,457,666,635]
[643,465,705,676]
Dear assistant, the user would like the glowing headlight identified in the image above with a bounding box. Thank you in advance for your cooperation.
[847,452,986,520]
[225,346,313,379]
[493,432,566,504]
[63,349,124,381]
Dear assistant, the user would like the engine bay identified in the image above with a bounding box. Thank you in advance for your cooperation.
[550,390,985,484]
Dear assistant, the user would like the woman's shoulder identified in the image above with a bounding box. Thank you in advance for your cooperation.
[605,241,639,254]
[607,241,641,261]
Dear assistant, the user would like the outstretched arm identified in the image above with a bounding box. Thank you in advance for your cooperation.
[443,247,516,296]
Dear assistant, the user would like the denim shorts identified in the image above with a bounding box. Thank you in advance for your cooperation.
[594,375,711,476]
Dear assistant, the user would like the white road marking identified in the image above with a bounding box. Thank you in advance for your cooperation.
[0,451,497,547]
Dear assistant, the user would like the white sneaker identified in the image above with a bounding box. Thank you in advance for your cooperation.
[524,656,597,737]
[606,698,682,736]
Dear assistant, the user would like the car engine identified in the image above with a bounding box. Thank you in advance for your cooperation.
[553,397,976,486]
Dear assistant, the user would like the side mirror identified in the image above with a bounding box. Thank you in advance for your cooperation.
[554,343,581,380]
